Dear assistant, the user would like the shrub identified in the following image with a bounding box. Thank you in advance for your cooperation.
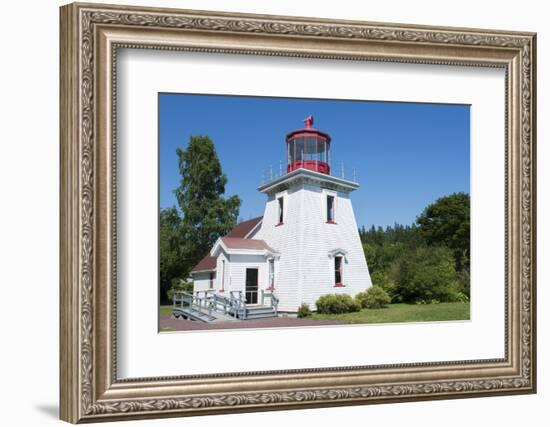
[455,291,469,303]
[392,246,459,303]
[297,303,312,318]
[446,290,469,303]
[167,278,193,303]
[356,286,391,309]
[316,294,361,314]
[457,268,471,298]
[370,270,399,302]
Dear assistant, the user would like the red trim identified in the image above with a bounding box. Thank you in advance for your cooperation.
[326,220,337,224]
[334,255,343,287]
[287,160,330,175]
[286,128,331,141]
[287,132,329,142]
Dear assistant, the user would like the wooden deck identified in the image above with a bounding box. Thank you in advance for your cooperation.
[172,291,279,323]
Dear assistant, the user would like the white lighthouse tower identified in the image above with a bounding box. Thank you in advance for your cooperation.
[254,115,372,312]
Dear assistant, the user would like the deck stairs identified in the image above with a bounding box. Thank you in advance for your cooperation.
[172,290,279,323]
[172,306,216,322]
[240,305,277,319]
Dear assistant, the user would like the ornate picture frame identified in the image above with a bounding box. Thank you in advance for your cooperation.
[60,2,536,423]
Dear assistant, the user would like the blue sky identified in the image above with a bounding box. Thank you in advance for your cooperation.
[159,93,470,228]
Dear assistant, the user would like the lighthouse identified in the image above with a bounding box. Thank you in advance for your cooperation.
[191,115,372,315]
[253,115,372,312]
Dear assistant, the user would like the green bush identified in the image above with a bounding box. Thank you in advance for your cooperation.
[370,270,400,302]
[167,278,194,303]
[356,286,391,309]
[315,294,361,314]
[456,292,469,303]
[445,290,469,303]
[457,268,471,298]
[297,303,312,318]
[392,246,459,303]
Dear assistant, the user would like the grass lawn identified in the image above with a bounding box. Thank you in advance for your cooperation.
[159,302,469,327]
[311,302,470,324]
[159,305,173,317]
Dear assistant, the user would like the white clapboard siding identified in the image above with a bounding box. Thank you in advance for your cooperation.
[256,178,371,312]
[226,254,268,295]
[299,184,371,309]
[215,252,229,293]
[192,273,212,292]
[255,186,304,312]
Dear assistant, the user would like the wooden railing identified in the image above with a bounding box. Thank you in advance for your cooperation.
[229,291,247,319]
[173,290,279,320]
[261,290,279,316]
[173,291,213,318]
[210,293,230,315]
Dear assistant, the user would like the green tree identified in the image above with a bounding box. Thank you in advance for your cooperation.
[159,207,184,303]
[392,246,459,303]
[175,135,241,275]
[361,225,424,275]
[416,192,470,271]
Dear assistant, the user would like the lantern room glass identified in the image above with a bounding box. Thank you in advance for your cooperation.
[287,136,330,174]
[288,136,328,163]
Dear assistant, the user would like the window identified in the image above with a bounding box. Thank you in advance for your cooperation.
[209,272,215,289]
[327,195,335,222]
[334,256,343,286]
[269,259,275,289]
[220,260,225,292]
[277,197,284,225]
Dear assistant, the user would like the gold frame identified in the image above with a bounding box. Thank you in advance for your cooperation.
[59,2,537,423]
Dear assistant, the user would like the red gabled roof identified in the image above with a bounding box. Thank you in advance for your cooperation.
[221,237,275,252]
[226,216,262,238]
[190,217,264,273]
[190,256,216,273]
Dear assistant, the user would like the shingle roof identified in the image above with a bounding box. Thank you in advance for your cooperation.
[226,216,263,238]
[190,217,265,273]
[190,256,216,273]
[221,237,275,252]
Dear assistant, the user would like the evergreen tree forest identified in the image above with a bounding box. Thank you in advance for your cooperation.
[360,192,470,304]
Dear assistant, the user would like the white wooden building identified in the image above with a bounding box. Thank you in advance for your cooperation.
[191,116,372,313]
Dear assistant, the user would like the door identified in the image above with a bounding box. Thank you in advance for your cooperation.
[245,268,259,304]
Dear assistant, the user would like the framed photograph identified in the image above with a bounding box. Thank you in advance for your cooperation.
[60,2,537,423]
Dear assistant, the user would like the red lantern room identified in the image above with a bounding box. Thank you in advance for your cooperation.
[286,115,331,175]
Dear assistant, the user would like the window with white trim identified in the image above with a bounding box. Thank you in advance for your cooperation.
[209,272,215,289]
[220,260,225,291]
[277,197,284,225]
[269,258,275,289]
[334,256,343,285]
[327,195,335,222]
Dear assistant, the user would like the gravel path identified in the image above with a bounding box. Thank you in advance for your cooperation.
[160,314,346,331]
